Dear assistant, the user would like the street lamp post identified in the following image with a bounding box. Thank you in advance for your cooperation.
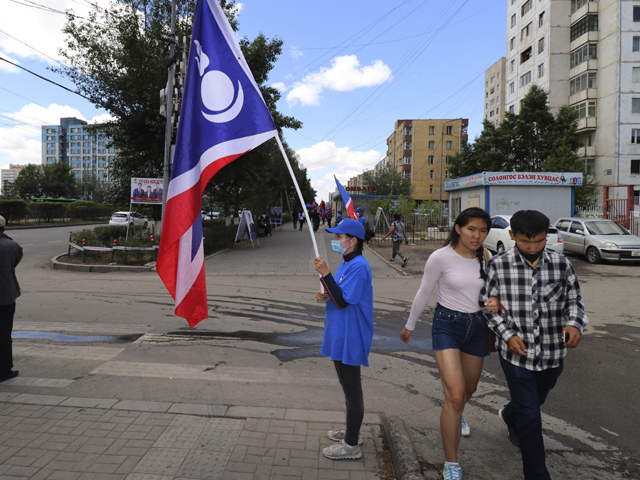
[440,118,460,202]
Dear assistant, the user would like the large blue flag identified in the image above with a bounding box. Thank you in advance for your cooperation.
[158,0,277,326]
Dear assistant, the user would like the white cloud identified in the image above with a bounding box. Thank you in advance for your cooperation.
[272,81,286,93]
[289,46,304,59]
[0,51,20,73]
[296,141,382,199]
[285,55,392,107]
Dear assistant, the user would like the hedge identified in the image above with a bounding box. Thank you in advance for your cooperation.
[0,200,29,223]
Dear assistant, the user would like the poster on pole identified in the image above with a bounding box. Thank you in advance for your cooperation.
[131,178,164,204]
[270,206,282,225]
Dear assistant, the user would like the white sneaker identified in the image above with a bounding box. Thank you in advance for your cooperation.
[443,463,462,480]
[327,428,363,445]
[322,440,362,460]
[461,414,470,437]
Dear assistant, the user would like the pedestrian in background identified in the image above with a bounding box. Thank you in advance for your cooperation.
[0,215,22,383]
[356,207,366,228]
[327,209,333,228]
[382,213,409,267]
[314,219,373,461]
[401,207,498,480]
[336,210,342,224]
[298,211,305,231]
[480,210,588,480]
[292,210,298,230]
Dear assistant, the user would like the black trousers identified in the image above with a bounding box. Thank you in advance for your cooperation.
[333,361,364,447]
[0,302,16,377]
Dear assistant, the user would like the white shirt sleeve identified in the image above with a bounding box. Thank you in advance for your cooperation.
[404,249,444,331]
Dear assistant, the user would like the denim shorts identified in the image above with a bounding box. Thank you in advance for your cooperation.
[431,303,489,357]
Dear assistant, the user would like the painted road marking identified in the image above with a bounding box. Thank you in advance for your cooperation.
[14,345,124,361]
[14,321,150,335]
[2,377,74,388]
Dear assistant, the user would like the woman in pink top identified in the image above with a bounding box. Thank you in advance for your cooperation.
[401,207,499,480]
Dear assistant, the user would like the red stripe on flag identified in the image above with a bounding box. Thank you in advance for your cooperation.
[175,263,208,327]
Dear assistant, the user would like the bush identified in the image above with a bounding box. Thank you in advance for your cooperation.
[202,218,236,255]
[68,225,159,265]
[28,202,67,222]
[0,200,28,223]
[281,213,291,224]
[67,201,112,220]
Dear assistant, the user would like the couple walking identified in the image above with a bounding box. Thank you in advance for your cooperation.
[314,208,588,480]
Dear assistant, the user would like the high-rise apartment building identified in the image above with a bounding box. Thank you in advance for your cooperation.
[0,164,29,194]
[42,117,116,183]
[385,119,468,203]
[485,57,506,126]
[503,0,640,200]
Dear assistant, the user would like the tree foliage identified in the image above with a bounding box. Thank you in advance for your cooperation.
[54,0,308,211]
[362,162,413,197]
[448,85,596,207]
[13,163,80,200]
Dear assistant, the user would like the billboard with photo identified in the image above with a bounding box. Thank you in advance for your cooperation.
[131,178,164,204]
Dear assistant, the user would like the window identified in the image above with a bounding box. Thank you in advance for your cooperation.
[538,37,545,53]
[538,63,545,78]
[510,37,515,51]
[430,185,434,194]
[633,99,640,113]
[511,14,516,28]
[491,75,495,84]
[510,82,515,94]
[521,46,532,63]
[403,156,411,164]
[571,15,598,42]
[521,71,532,86]
[496,107,500,114]
[539,11,545,27]
[511,0,516,4]
[490,110,495,117]
[70,157,80,168]
[571,0,596,15]
[445,170,450,179]
[403,126,412,135]
[509,105,515,113]
[446,156,452,165]
[569,72,597,95]
[403,171,411,180]
[403,142,412,149]
[429,141,435,149]
[446,126,453,135]
[635,6,640,21]
[632,129,640,143]
[486,103,489,110]
[430,170,434,179]
[635,37,640,52]
[521,0,532,17]
[570,43,597,68]
[510,59,515,72]
[633,67,640,83]
[632,160,640,175]
[521,22,532,40]
[497,95,500,102]
[446,141,453,150]
[490,87,495,95]
[585,158,595,175]
[428,155,434,164]
[429,126,435,135]
[490,98,495,106]
[572,100,596,118]
[47,142,55,148]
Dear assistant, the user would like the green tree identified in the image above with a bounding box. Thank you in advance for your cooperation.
[40,162,80,199]
[362,162,412,196]
[13,164,43,200]
[1,180,17,200]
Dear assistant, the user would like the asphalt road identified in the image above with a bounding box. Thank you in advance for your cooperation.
[6,224,107,260]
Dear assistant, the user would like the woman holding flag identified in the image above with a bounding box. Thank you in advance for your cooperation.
[314,218,374,460]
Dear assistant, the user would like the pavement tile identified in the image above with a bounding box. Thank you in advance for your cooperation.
[132,448,189,476]
[112,401,171,413]
[272,448,290,466]
[5,464,41,477]
[152,426,203,449]
[226,406,285,419]
[60,398,119,409]
[8,394,68,406]
[47,472,83,480]
[31,449,59,468]
[167,403,228,417]
[195,427,243,453]
[176,449,230,479]
[124,475,172,480]
[115,455,143,474]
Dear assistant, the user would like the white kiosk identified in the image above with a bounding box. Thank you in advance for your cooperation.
[445,172,583,223]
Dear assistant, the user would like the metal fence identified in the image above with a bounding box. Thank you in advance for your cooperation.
[368,211,450,245]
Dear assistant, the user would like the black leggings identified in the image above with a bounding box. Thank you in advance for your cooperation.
[333,361,364,447]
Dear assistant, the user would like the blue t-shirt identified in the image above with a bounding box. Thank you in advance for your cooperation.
[321,255,374,367]
[359,216,366,228]
[336,214,342,223]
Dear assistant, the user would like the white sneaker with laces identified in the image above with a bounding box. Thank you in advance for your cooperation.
[322,440,362,460]
[461,414,470,437]
[443,463,462,480]
[327,428,363,445]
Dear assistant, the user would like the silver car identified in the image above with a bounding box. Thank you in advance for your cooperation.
[483,214,564,254]
[554,218,640,264]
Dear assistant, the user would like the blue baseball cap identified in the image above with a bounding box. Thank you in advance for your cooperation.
[326,218,365,240]
[356,207,364,212]
[337,210,342,213]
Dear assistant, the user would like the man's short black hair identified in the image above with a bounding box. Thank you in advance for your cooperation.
[510,210,550,238]
[393,213,401,220]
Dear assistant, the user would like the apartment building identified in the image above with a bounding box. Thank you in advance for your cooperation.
[503,0,640,201]
[484,57,507,126]
[385,119,469,203]
[42,117,116,183]
[0,164,29,189]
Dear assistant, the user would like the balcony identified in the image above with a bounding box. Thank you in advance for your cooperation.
[403,149,412,157]
[569,88,597,104]
[403,135,412,142]
[570,31,598,52]
[571,0,598,24]
[402,164,411,172]
[571,58,597,75]
[577,146,596,157]
[577,117,597,131]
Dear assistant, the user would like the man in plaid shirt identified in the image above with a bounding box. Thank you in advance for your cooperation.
[480,210,588,480]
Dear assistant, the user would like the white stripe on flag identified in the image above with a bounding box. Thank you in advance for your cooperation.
[167,131,276,202]
[175,225,205,307]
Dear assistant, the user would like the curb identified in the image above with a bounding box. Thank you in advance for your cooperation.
[364,244,409,276]
[5,221,108,231]
[384,415,423,480]
[50,253,154,272]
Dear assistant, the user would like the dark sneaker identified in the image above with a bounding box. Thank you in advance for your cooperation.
[402,257,409,268]
[498,407,520,447]
[327,428,363,445]
[0,370,19,383]
[389,258,394,262]
[322,440,362,460]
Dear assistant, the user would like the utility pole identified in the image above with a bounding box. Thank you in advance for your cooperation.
[440,118,460,202]
[160,0,177,233]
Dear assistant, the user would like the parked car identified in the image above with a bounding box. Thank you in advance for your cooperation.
[109,211,148,228]
[483,214,564,254]
[553,217,640,264]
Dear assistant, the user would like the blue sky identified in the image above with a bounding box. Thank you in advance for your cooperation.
[0,0,506,199]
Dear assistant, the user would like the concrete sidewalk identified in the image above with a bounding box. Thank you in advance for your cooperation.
[0,393,384,480]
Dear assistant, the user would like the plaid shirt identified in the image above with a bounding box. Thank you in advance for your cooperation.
[479,248,589,371]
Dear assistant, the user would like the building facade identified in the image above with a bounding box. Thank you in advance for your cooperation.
[503,0,640,201]
[385,119,468,203]
[0,164,29,190]
[485,57,507,126]
[42,117,116,183]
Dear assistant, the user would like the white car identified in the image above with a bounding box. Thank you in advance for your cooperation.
[483,214,563,254]
[203,211,223,220]
[109,211,148,228]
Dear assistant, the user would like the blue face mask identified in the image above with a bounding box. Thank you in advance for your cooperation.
[331,240,347,255]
